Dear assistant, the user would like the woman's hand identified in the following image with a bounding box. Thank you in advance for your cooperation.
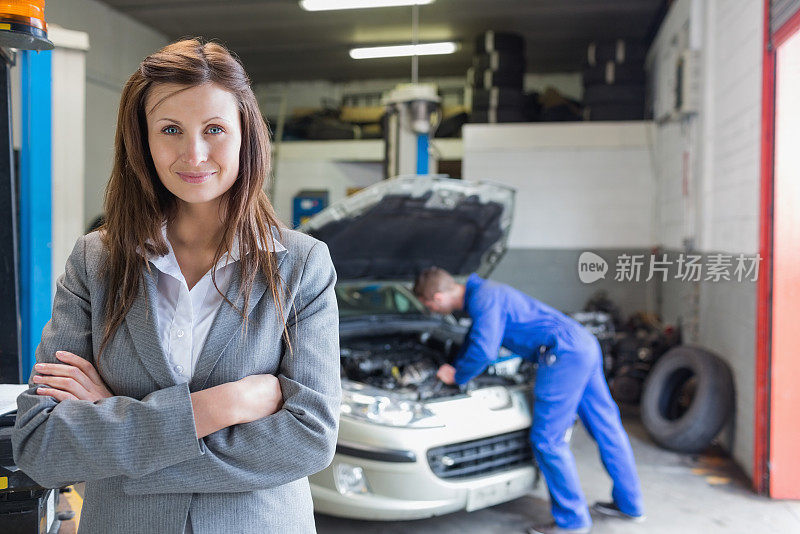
[190,374,284,438]
[234,374,284,425]
[32,351,113,402]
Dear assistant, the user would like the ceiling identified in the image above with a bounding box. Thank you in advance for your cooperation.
[97,0,666,84]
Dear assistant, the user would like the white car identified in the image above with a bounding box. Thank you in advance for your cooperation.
[301,176,539,520]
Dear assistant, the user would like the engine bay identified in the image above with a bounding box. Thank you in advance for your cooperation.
[340,330,534,400]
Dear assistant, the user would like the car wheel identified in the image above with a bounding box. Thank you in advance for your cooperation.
[640,346,734,453]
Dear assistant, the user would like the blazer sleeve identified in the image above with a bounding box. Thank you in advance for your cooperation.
[122,240,341,495]
[11,235,204,489]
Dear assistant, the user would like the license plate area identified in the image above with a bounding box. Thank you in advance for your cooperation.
[465,471,534,512]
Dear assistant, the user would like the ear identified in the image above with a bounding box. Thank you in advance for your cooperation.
[431,291,446,305]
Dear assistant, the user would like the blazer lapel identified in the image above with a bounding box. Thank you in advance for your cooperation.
[190,250,287,391]
[125,268,176,390]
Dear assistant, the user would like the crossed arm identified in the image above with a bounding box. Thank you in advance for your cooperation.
[32,351,282,439]
[12,236,341,493]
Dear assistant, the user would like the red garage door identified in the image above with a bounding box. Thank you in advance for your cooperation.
[757,0,800,498]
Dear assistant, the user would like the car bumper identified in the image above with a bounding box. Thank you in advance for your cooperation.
[310,386,535,521]
[311,460,536,521]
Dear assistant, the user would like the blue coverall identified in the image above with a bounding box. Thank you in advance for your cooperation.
[452,274,644,529]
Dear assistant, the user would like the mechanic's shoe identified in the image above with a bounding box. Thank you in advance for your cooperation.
[592,501,646,522]
[526,522,591,534]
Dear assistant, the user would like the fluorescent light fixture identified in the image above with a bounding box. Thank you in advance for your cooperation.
[350,42,457,59]
[300,0,434,10]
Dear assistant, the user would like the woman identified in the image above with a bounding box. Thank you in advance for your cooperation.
[12,39,341,534]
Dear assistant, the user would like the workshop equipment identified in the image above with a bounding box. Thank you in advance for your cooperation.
[382,83,440,178]
[1,422,61,533]
[0,1,53,50]
[0,6,65,532]
[292,189,329,228]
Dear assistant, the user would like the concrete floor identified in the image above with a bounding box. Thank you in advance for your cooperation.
[315,414,800,534]
[58,413,800,534]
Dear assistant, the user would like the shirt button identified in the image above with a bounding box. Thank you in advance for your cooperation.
[176,329,185,338]
[175,365,184,374]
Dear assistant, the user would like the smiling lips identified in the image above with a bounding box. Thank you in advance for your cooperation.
[176,171,216,184]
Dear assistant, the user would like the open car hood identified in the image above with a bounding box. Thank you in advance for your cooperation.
[299,176,515,280]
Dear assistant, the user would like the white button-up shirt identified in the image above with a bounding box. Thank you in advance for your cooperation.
[147,223,286,383]
[145,224,286,534]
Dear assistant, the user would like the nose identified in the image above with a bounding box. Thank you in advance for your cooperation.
[181,134,209,167]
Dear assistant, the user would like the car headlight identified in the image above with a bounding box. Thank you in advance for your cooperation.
[340,380,444,428]
[334,463,369,495]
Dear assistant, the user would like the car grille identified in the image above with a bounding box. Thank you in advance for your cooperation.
[427,429,533,480]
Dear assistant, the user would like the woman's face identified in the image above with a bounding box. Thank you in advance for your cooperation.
[145,82,242,207]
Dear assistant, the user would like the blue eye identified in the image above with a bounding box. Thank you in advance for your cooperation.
[162,126,179,135]
[207,126,224,134]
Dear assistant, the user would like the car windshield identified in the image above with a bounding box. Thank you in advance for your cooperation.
[335,283,427,318]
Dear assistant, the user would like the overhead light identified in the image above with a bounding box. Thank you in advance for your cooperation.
[300,0,434,10]
[350,42,457,59]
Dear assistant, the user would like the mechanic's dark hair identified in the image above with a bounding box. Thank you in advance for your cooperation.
[413,267,456,299]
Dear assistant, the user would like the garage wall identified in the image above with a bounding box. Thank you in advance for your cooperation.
[697,0,763,481]
[463,122,658,316]
[648,0,763,478]
[45,0,168,228]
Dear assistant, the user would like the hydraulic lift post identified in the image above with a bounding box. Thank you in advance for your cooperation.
[0,47,21,384]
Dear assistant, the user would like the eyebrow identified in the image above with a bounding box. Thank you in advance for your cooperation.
[155,116,230,125]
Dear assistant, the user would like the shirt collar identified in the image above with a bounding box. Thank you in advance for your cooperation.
[147,221,286,278]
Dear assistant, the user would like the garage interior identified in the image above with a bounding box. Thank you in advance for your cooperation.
[0,0,799,533]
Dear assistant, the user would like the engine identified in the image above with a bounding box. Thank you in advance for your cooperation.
[340,331,532,399]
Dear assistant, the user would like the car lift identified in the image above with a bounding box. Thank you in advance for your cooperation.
[0,3,70,533]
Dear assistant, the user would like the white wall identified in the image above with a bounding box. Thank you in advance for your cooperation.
[50,27,90,298]
[462,122,657,249]
[45,0,168,227]
[697,0,763,481]
[648,0,763,478]
[272,141,384,225]
[699,0,762,255]
[271,137,462,226]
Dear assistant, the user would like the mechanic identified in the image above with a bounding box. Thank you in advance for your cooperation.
[413,267,645,534]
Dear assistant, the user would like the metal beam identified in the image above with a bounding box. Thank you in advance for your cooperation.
[19,50,52,382]
[0,49,21,384]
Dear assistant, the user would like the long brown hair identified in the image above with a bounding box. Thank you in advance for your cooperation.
[99,38,289,357]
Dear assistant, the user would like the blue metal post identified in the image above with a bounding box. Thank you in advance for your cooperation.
[19,50,52,382]
[416,133,429,175]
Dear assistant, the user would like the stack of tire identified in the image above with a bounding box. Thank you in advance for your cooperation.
[582,39,647,121]
[469,31,527,124]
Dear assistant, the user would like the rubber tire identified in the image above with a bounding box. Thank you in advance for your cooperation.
[583,61,646,86]
[586,39,646,66]
[469,67,525,89]
[472,88,527,109]
[471,107,527,123]
[473,51,526,73]
[640,346,734,453]
[584,103,645,121]
[583,84,645,105]
[475,31,525,54]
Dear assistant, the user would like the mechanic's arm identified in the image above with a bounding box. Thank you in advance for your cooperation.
[452,294,506,385]
[122,241,342,495]
[12,237,205,489]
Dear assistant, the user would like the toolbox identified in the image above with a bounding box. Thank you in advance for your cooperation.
[0,417,61,534]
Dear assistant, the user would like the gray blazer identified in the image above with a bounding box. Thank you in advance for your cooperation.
[12,228,341,534]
